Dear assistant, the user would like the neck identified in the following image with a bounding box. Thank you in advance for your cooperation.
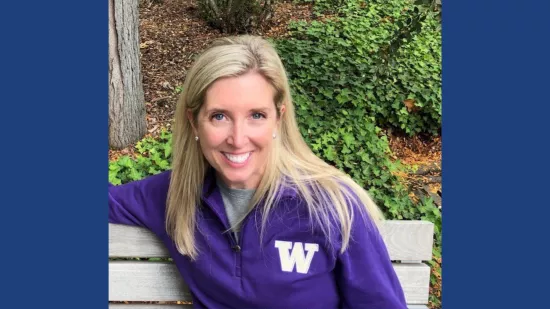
[215,173,257,191]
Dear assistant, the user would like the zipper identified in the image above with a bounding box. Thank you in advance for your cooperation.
[230,234,241,252]
[202,198,243,277]
[234,212,255,278]
[226,212,255,278]
[229,232,242,278]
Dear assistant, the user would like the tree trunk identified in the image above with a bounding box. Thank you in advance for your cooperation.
[109,0,146,150]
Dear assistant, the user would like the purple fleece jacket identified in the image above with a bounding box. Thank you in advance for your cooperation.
[108,169,408,309]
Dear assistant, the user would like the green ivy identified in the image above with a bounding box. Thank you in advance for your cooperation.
[108,129,172,185]
[275,0,441,135]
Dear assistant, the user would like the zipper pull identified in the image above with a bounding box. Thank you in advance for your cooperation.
[232,245,241,252]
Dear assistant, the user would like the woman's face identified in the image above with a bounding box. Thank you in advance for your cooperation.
[190,71,285,189]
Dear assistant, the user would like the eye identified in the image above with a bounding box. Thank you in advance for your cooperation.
[251,112,265,120]
[211,113,225,121]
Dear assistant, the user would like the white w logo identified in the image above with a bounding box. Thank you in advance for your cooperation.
[274,241,319,274]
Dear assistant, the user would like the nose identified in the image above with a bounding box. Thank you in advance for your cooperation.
[227,121,247,148]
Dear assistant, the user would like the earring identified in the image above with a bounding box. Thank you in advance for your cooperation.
[272,133,277,139]
[195,136,199,141]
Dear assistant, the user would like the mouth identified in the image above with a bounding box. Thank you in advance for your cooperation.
[222,152,252,164]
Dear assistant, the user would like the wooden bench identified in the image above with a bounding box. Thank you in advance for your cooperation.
[109,220,434,309]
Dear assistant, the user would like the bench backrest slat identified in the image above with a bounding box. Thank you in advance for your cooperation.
[379,220,434,261]
[109,224,167,258]
[109,260,430,304]
[109,220,434,261]
[110,261,193,302]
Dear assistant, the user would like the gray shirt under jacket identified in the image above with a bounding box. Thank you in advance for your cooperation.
[216,175,255,244]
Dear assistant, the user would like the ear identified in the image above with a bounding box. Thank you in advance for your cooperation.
[278,104,286,119]
[187,110,198,135]
[277,104,286,127]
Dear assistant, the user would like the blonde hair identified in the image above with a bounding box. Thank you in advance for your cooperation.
[167,35,384,260]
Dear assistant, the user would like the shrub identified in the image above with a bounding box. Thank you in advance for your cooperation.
[198,0,275,33]
[276,0,441,135]
[273,44,437,223]
[108,129,172,185]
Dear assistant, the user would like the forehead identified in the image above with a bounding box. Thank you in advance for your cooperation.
[203,72,276,112]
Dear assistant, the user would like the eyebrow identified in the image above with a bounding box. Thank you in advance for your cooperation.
[204,107,273,114]
[204,108,229,115]
[249,107,272,113]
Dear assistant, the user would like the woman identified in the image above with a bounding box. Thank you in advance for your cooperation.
[109,35,407,309]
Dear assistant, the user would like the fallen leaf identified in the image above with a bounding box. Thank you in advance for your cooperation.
[148,125,159,133]
[403,99,419,112]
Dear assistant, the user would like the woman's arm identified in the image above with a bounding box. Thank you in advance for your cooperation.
[335,208,408,309]
[108,170,171,232]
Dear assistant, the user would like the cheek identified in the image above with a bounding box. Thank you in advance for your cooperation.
[249,126,275,148]
[199,127,227,150]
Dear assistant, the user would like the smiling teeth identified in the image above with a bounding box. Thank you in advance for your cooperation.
[224,152,250,163]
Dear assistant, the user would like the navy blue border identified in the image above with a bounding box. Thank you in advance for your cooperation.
[2,2,107,308]
[444,1,550,308]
